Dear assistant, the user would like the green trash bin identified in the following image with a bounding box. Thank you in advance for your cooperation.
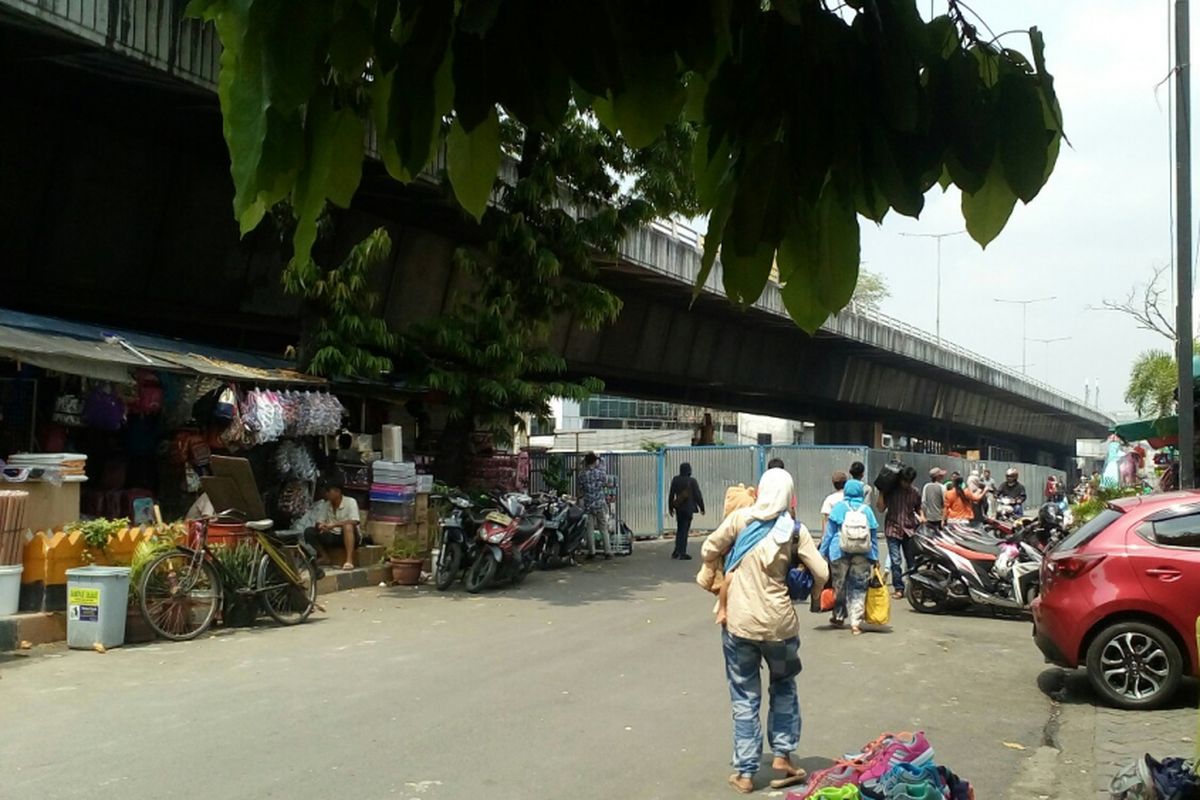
[65,566,131,649]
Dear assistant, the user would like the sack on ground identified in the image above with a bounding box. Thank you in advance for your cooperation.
[865,566,891,625]
[839,507,871,554]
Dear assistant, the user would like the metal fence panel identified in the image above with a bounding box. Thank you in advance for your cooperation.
[765,446,869,532]
[612,452,661,538]
[662,446,760,534]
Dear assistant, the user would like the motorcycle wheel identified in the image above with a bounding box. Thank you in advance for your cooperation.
[434,542,463,591]
[465,552,497,594]
[906,571,948,614]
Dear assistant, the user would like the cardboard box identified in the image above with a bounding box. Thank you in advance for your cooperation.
[416,493,429,515]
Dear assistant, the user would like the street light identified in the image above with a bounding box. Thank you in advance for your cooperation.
[1027,336,1071,383]
[899,230,966,344]
[994,296,1057,375]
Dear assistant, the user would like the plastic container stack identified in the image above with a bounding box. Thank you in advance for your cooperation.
[370,461,417,523]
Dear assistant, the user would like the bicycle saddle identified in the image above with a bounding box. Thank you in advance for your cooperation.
[245,519,274,531]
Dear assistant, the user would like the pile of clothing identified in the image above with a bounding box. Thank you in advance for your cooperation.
[1110,754,1200,799]
[788,732,973,799]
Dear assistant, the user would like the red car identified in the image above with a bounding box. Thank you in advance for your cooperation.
[1033,490,1200,709]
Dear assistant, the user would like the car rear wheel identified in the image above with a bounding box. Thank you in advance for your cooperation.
[1085,621,1183,710]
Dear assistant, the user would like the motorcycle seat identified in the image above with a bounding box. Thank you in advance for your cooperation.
[948,535,1004,555]
[941,541,997,562]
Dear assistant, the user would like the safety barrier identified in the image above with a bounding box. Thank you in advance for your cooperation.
[20,526,162,612]
[531,445,1068,540]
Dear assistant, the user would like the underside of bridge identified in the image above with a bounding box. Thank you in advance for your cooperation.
[0,7,1105,468]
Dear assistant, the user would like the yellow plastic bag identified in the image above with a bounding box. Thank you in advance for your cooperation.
[865,566,891,626]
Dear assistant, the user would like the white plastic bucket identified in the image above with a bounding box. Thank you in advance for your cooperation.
[0,564,22,616]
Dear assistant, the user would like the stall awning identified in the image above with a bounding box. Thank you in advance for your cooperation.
[0,309,322,385]
[1112,416,1179,448]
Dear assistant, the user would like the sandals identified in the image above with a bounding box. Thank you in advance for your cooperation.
[341,562,355,570]
[728,774,754,794]
[768,766,808,789]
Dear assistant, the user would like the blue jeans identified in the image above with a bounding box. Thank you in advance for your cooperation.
[722,629,802,777]
[887,538,906,592]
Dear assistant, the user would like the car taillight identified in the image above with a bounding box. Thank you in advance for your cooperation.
[1046,552,1107,579]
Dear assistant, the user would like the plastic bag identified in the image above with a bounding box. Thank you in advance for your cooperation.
[819,586,836,612]
[865,566,891,625]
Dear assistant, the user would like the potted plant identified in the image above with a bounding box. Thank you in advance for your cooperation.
[211,542,258,627]
[387,539,424,586]
[125,530,178,643]
[65,517,130,565]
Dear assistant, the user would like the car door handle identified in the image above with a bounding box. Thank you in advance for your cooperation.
[1146,567,1183,581]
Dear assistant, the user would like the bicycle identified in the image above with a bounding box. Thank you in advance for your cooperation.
[138,512,320,641]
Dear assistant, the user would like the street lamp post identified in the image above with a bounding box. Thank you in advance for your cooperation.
[899,229,966,344]
[1028,336,1071,383]
[994,297,1057,375]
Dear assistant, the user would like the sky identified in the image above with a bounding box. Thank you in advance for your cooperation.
[859,0,1182,414]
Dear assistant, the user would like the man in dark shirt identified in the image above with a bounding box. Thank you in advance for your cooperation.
[996,468,1028,515]
[669,462,705,560]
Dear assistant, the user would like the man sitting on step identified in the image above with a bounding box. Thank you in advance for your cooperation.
[300,480,361,571]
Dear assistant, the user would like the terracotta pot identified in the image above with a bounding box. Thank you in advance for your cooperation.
[389,558,423,586]
[125,604,156,644]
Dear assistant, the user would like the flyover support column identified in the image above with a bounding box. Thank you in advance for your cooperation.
[814,420,884,449]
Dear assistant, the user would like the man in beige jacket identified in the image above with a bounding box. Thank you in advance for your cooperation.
[701,468,829,794]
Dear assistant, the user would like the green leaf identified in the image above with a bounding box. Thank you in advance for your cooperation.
[727,142,787,259]
[695,181,734,301]
[447,108,501,221]
[609,48,686,148]
[291,95,365,268]
[777,187,861,315]
[996,74,1049,203]
[721,240,776,307]
[692,126,731,211]
[962,160,1019,248]
[328,2,374,77]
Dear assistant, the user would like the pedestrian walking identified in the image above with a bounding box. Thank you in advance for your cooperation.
[921,467,947,529]
[881,466,921,599]
[819,470,848,534]
[848,461,877,509]
[820,479,879,635]
[669,462,705,560]
[578,452,613,560]
[981,468,998,517]
[700,468,829,794]
[967,472,987,524]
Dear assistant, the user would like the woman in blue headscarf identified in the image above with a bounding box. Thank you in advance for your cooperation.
[820,479,880,635]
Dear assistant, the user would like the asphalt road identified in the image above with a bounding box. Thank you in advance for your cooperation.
[1,540,1058,800]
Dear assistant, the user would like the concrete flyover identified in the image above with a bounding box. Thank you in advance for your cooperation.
[0,0,1112,464]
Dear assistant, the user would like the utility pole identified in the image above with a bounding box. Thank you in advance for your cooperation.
[1176,0,1195,488]
[994,297,1057,375]
[900,230,966,344]
[1028,336,1071,383]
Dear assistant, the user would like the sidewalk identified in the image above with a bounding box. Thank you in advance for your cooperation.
[1008,669,1198,799]
[1,561,394,651]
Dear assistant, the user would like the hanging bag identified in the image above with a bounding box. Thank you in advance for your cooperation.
[865,565,891,625]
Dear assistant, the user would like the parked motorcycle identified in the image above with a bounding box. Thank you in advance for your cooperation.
[433,494,488,591]
[905,522,1045,614]
[536,493,590,568]
[463,493,546,593]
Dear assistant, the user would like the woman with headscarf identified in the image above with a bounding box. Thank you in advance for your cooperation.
[943,472,984,523]
[819,479,880,635]
[700,468,829,794]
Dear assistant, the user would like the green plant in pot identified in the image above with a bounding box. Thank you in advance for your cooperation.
[126,532,179,643]
[211,543,258,627]
[386,539,424,587]
[66,517,130,565]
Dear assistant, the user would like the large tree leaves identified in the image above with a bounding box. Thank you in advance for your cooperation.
[996,74,1049,203]
[291,93,365,275]
[447,108,501,220]
[777,186,861,331]
[962,159,1018,248]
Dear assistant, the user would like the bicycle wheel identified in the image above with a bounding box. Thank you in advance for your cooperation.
[139,550,221,641]
[258,550,316,626]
